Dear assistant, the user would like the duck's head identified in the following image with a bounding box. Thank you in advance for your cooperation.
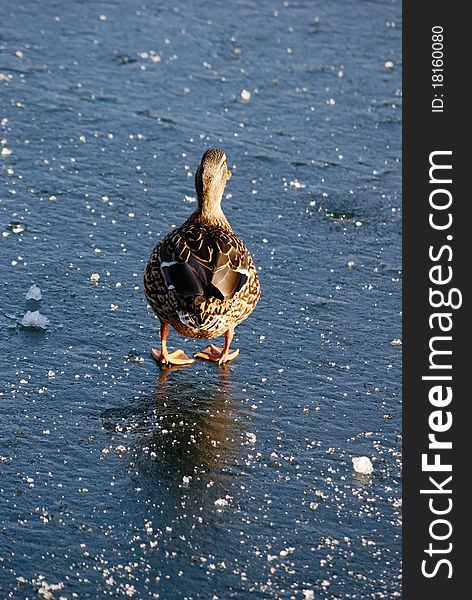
[195,148,232,214]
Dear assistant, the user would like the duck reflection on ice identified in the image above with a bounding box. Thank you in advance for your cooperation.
[101,367,247,512]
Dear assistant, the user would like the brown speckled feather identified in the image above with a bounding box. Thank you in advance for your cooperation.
[144,215,260,339]
[144,149,260,341]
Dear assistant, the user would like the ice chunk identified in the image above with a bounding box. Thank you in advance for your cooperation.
[9,222,25,234]
[21,310,49,329]
[352,456,373,475]
[25,284,42,301]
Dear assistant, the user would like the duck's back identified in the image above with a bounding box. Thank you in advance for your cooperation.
[144,218,260,339]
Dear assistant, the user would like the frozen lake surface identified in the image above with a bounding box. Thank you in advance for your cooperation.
[1,0,401,598]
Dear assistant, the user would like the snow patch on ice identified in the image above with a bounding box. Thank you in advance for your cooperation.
[25,284,42,301]
[21,310,49,329]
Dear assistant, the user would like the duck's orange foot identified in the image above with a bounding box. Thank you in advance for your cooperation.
[194,344,240,366]
[151,348,195,366]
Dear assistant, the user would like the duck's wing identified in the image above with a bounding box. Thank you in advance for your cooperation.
[159,224,250,301]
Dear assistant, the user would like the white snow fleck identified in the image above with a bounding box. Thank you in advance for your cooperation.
[303,591,315,600]
[214,498,229,507]
[246,432,257,444]
[36,580,64,599]
[25,284,42,300]
[385,60,394,69]
[90,273,100,283]
[1,147,12,156]
[21,310,49,329]
[347,260,356,269]
[48,370,56,379]
[352,456,373,475]
[241,89,251,101]
[390,338,402,347]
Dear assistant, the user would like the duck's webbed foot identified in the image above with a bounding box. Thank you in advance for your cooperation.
[195,328,239,365]
[151,348,195,366]
[151,322,195,366]
[194,344,240,365]
[194,322,239,366]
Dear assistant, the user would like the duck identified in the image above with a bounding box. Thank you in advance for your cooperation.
[144,148,261,366]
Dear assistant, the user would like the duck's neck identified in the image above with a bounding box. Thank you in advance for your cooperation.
[197,191,224,217]
[195,193,231,229]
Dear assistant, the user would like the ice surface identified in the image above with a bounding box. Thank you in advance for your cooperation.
[352,456,373,475]
[20,310,49,329]
[25,284,42,301]
[1,2,402,596]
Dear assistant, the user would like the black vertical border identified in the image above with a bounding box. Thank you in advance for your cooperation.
[403,2,467,597]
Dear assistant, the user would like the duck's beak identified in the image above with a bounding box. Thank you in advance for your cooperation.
[226,168,232,179]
